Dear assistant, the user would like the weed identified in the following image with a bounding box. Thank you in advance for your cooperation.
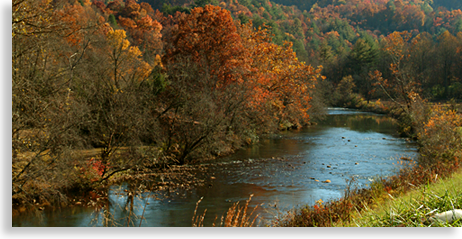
[192,194,261,227]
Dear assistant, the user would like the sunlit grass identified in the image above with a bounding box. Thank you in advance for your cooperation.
[339,168,462,227]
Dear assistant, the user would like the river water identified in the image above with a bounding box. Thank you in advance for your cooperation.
[12,108,418,227]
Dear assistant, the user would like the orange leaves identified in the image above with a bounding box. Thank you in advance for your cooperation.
[118,16,137,30]
[382,31,412,64]
[433,17,444,27]
[378,31,425,110]
[419,105,462,164]
[243,30,321,125]
[166,5,245,85]
[164,5,321,127]
[119,14,162,40]
[54,2,106,46]
[137,15,160,32]
[106,1,163,59]
[423,106,462,137]
[370,70,387,87]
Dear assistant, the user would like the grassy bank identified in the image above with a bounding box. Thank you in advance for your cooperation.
[337,168,462,227]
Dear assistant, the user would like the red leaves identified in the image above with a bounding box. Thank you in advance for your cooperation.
[79,158,108,182]
[433,17,444,27]
[166,5,245,85]
[89,158,106,177]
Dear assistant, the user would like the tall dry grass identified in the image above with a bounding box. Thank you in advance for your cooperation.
[192,194,261,227]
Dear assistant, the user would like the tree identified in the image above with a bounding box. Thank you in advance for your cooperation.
[319,41,334,64]
[375,31,420,113]
[118,13,163,64]
[436,30,458,99]
[191,0,213,8]
[12,0,102,208]
[238,12,250,24]
[74,25,155,175]
[238,23,322,129]
[157,55,252,164]
[347,38,377,74]
[408,32,436,93]
[345,38,378,102]
[333,75,357,106]
[160,5,252,164]
[165,5,247,85]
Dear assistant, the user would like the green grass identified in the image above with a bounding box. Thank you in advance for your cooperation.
[338,168,462,227]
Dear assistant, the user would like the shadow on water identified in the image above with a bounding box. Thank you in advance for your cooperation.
[12,108,419,227]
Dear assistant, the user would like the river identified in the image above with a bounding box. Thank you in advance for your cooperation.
[12,108,418,227]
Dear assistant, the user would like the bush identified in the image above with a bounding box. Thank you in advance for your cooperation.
[417,105,462,165]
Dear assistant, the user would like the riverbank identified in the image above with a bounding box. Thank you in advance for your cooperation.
[276,97,462,227]
[341,100,462,227]
[337,167,462,227]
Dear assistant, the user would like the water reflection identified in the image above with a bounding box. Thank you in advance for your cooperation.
[12,108,418,227]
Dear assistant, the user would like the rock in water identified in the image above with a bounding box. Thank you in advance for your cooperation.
[430,209,462,223]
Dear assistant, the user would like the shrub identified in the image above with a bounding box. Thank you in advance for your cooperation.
[417,105,462,165]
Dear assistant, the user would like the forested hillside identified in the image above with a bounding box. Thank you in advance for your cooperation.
[137,0,462,102]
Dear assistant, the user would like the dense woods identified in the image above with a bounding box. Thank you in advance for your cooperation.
[12,0,462,224]
[139,0,462,102]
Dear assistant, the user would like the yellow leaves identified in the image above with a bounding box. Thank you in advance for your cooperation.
[154,54,163,68]
[407,91,419,102]
[133,61,152,80]
[104,27,154,83]
[423,105,462,137]
[316,199,324,206]
[128,46,142,58]
[107,29,130,51]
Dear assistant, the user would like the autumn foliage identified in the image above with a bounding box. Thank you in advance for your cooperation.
[245,38,321,128]
[166,5,246,85]
[12,0,462,221]
[164,5,321,132]
[12,0,322,209]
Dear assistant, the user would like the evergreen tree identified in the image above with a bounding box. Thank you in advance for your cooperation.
[108,14,117,27]
[238,13,249,24]
[346,38,378,102]
[192,0,212,8]
[319,41,334,64]
[347,38,378,74]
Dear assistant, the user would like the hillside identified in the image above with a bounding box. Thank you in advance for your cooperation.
[138,0,462,102]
